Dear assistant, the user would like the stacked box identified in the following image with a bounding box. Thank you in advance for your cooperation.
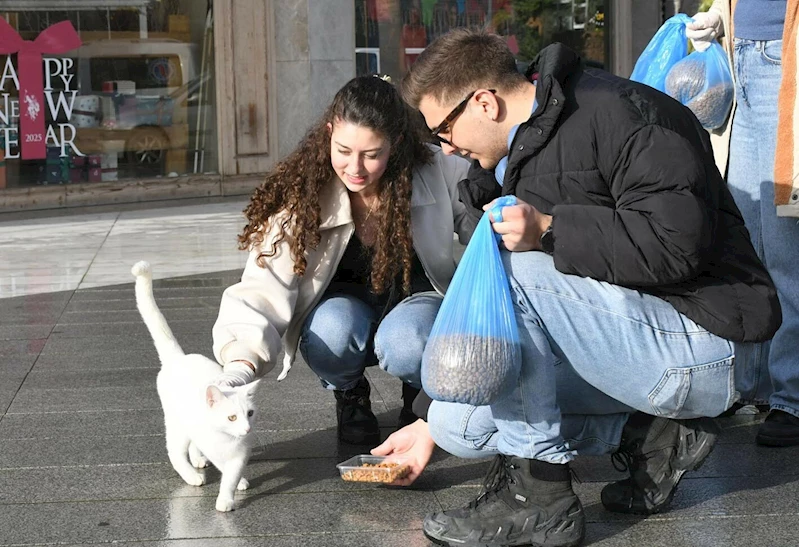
[69,154,87,183]
[72,95,101,128]
[101,153,118,181]
[137,96,174,126]
[45,146,63,184]
[88,155,102,182]
[34,162,47,185]
[117,95,137,129]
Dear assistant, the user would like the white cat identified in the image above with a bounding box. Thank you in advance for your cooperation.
[131,261,259,512]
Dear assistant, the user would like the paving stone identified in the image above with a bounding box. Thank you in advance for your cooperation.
[64,295,223,312]
[71,286,231,300]
[0,490,440,545]
[0,434,167,468]
[0,408,164,439]
[585,515,799,547]
[7,386,160,413]
[32,351,159,371]
[0,323,55,340]
[0,338,46,357]
[40,333,214,355]
[50,318,214,338]
[57,308,220,325]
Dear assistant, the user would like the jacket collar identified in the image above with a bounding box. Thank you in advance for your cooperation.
[318,165,437,230]
[500,43,579,195]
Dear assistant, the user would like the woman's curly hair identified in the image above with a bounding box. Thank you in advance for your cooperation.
[239,76,433,296]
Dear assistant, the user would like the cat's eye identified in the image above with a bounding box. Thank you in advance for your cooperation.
[247,410,254,417]
[228,415,237,421]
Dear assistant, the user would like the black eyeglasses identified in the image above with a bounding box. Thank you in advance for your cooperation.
[431,89,496,146]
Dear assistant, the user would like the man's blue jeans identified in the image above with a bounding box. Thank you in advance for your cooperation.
[419,252,738,464]
[728,39,799,417]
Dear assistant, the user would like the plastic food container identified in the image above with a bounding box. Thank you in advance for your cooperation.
[336,455,411,483]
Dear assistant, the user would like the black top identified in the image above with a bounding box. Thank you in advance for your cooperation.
[458,43,781,343]
[328,233,434,317]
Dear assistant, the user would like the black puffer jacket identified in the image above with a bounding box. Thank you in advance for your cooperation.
[458,43,781,343]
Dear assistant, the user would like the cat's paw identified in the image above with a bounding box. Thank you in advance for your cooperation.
[215,496,236,512]
[237,477,250,491]
[190,455,210,469]
[181,471,205,486]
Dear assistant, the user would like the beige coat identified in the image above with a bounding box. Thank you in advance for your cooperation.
[708,0,799,216]
[212,148,473,380]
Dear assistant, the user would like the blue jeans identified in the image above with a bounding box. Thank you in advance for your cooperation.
[299,291,441,390]
[728,39,799,417]
[427,252,738,463]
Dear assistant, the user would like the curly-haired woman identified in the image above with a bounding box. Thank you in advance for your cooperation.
[211,76,475,445]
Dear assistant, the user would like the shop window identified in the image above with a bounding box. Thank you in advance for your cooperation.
[0,1,217,191]
[354,0,606,80]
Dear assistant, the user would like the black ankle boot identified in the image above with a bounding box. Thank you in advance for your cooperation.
[334,377,380,445]
[756,409,799,446]
[601,413,719,515]
[423,455,585,547]
[397,383,421,430]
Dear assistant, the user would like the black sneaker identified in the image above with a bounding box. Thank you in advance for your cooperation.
[334,377,380,445]
[397,383,421,430]
[423,455,585,547]
[601,413,719,515]
[756,409,799,447]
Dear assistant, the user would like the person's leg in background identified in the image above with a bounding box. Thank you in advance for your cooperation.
[299,293,380,445]
[728,39,799,445]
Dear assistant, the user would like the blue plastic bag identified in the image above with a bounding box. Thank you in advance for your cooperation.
[664,42,733,130]
[630,14,692,93]
[421,195,521,406]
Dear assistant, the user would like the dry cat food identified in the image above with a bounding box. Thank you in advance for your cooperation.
[665,58,733,130]
[422,333,520,406]
[337,455,410,483]
[685,85,733,130]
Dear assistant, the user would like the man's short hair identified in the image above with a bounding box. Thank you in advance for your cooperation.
[401,28,528,109]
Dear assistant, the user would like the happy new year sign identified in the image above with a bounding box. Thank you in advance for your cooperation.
[0,19,83,160]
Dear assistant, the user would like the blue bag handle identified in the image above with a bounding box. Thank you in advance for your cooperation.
[488,195,518,242]
[488,195,517,223]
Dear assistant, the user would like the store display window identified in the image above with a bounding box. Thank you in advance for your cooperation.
[355,0,606,80]
[0,0,217,191]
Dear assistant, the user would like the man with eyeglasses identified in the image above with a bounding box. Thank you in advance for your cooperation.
[370,28,781,547]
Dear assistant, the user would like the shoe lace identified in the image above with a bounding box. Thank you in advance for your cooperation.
[471,455,514,508]
[611,440,646,475]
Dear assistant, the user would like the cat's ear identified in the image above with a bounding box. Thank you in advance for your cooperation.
[206,385,227,407]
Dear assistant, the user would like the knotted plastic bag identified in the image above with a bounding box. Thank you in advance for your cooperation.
[421,195,521,406]
[664,42,733,130]
[630,14,692,93]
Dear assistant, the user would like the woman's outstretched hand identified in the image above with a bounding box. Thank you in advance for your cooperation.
[371,418,436,486]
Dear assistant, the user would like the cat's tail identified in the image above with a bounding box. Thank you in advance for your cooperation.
[131,261,184,362]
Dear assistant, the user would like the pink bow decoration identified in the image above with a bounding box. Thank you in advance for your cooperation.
[0,19,81,159]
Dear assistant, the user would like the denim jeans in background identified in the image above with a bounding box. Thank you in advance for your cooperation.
[299,290,442,391]
[728,38,799,417]
[427,252,738,464]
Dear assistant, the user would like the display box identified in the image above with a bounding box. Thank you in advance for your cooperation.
[69,166,85,183]
[137,96,175,127]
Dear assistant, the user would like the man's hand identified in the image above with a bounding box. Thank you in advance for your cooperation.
[371,419,436,486]
[215,360,256,388]
[686,10,724,52]
[483,197,552,252]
